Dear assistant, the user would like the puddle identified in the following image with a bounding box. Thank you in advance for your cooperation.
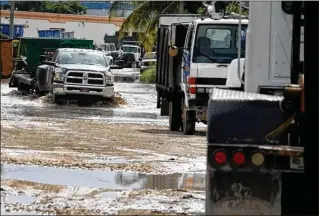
[3,194,36,205]
[1,82,168,126]
[3,164,205,191]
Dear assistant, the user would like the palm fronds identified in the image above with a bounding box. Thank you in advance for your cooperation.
[108,1,179,51]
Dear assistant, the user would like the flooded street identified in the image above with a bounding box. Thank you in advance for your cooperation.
[1,79,206,215]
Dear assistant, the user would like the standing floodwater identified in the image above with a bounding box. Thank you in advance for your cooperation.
[1,81,168,127]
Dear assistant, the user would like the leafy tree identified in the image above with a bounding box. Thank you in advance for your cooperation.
[108,1,249,52]
[2,1,87,14]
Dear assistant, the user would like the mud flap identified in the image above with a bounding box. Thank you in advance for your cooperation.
[206,171,281,215]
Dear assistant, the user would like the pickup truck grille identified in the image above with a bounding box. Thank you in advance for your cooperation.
[65,71,104,86]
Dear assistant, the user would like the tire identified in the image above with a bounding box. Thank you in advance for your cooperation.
[181,97,196,135]
[169,99,182,131]
[77,99,94,106]
[53,95,66,105]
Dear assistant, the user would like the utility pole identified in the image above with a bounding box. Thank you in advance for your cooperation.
[9,1,15,39]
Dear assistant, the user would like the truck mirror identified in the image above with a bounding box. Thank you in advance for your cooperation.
[169,46,178,57]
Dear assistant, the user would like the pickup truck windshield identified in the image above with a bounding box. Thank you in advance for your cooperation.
[193,24,247,63]
[122,46,138,53]
[110,44,116,51]
[58,51,108,67]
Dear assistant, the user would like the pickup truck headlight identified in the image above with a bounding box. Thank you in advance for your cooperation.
[104,71,114,83]
[53,68,66,81]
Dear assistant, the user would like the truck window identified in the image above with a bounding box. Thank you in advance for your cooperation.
[206,29,232,48]
[122,46,138,53]
[110,44,116,51]
[235,28,247,49]
[193,24,247,63]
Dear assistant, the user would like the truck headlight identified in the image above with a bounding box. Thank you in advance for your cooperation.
[104,71,114,83]
[53,68,66,81]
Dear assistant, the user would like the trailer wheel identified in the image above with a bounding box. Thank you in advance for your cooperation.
[181,98,196,135]
[169,100,182,131]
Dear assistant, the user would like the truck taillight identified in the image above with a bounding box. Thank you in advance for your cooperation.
[232,150,246,165]
[189,87,196,94]
[187,77,196,85]
[213,149,227,165]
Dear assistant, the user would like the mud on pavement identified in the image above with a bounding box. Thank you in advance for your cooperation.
[1,81,207,215]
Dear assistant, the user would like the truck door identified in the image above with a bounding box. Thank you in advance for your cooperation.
[181,23,194,84]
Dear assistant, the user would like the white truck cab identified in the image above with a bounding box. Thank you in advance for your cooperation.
[119,44,142,62]
[182,18,248,97]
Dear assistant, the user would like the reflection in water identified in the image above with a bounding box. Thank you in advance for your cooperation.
[3,164,205,191]
[114,172,206,191]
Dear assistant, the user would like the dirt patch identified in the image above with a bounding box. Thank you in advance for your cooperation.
[1,119,205,158]
[2,179,64,193]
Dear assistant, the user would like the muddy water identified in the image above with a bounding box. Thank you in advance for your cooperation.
[1,81,168,125]
[3,164,206,191]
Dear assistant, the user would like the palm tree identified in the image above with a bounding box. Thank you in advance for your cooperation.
[108,1,183,51]
[108,1,248,51]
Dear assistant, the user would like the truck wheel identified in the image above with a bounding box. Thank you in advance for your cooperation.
[77,99,94,106]
[169,100,182,131]
[181,98,196,135]
[54,95,66,105]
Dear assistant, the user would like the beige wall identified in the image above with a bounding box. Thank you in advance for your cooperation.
[0,11,124,45]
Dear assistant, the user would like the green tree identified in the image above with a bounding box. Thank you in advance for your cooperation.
[3,1,87,14]
[108,1,249,52]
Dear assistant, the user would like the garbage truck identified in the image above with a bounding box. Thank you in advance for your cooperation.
[156,14,248,135]
[205,1,317,215]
